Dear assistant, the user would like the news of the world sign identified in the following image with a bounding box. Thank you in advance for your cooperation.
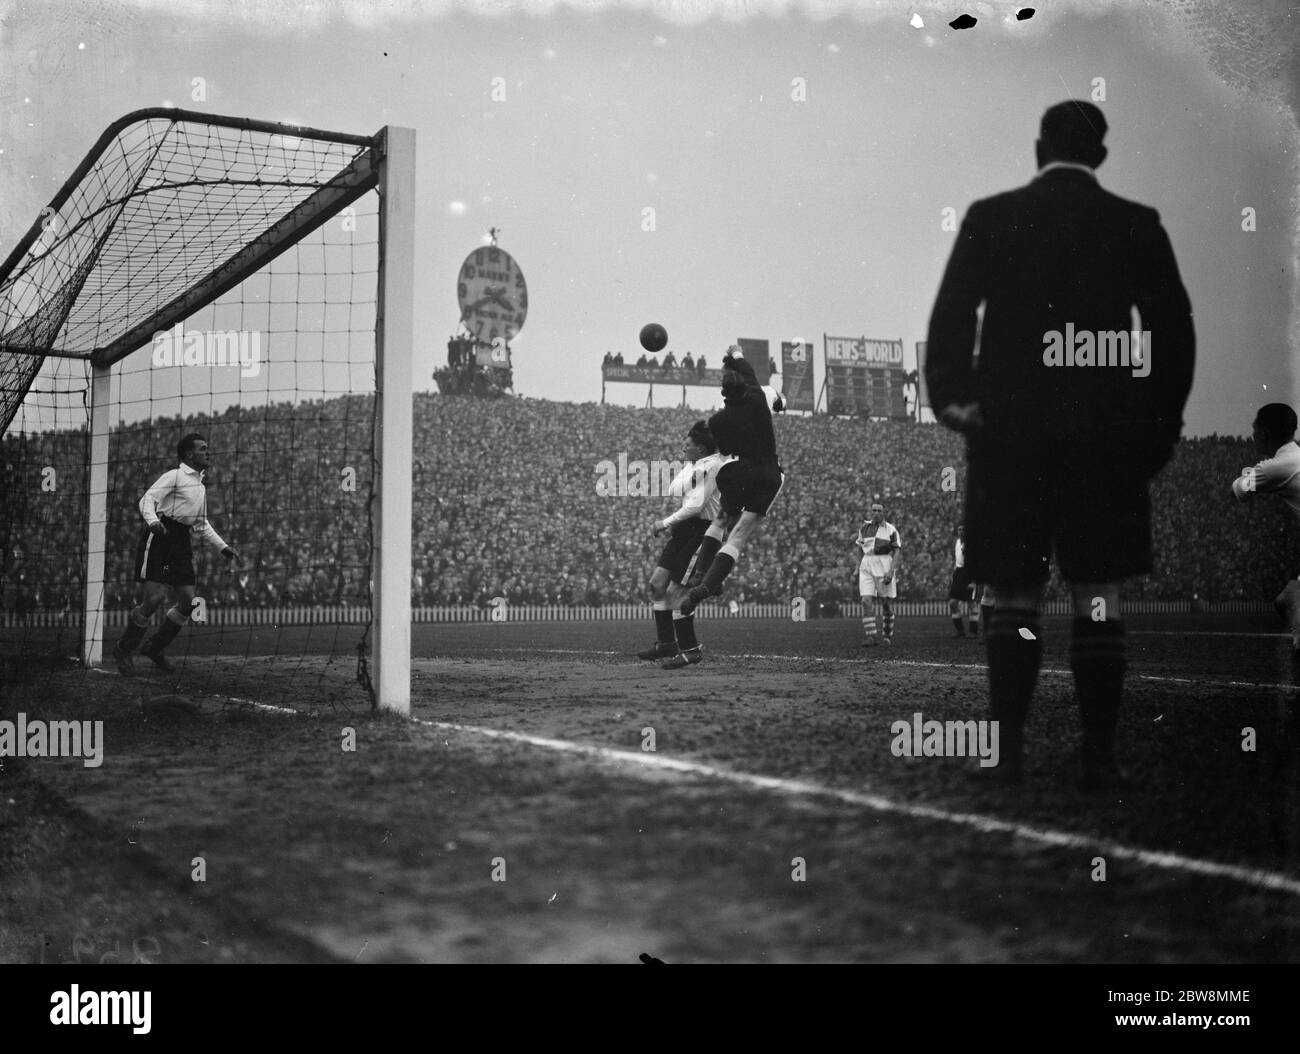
[825,336,904,366]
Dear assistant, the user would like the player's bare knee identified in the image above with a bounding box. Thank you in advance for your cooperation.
[140,584,166,612]
[729,514,762,548]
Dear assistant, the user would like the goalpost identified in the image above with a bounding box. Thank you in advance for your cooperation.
[0,109,413,715]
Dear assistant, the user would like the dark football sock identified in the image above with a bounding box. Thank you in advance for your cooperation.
[1069,616,1126,764]
[700,552,735,595]
[979,603,993,636]
[652,606,675,644]
[146,615,185,653]
[117,612,149,653]
[673,612,698,650]
[690,535,723,581]
[951,614,966,635]
[985,606,1042,763]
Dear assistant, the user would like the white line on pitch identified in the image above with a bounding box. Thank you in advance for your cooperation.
[1129,630,1290,638]
[881,659,1296,693]
[223,695,299,715]
[414,718,1300,898]
[878,659,1295,694]
[428,621,1289,640]
[492,648,1296,693]
[89,668,300,715]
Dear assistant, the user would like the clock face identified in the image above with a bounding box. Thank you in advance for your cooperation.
[456,246,528,346]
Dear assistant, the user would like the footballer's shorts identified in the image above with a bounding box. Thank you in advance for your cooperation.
[860,569,897,600]
[656,518,709,583]
[964,435,1152,588]
[948,567,975,602]
[717,456,784,517]
[134,514,196,588]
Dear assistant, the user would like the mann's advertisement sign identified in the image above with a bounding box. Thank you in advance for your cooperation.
[781,341,815,411]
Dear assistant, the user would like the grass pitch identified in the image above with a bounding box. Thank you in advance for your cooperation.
[2,613,1297,962]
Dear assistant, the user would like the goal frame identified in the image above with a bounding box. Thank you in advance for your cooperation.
[2,108,414,715]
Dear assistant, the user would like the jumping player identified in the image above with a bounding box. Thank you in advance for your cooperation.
[948,524,979,637]
[679,348,784,615]
[638,421,730,668]
[114,433,238,675]
[1231,402,1300,652]
[855,502,902,646]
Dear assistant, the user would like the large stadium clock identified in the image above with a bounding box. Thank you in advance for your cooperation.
[456,245,528,347]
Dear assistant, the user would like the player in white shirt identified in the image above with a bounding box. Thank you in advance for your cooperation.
[113,433,238,675]
[855,502,902,646]
[1231,402,1300,652]
[639,421,731,669]
[948,524,979,637]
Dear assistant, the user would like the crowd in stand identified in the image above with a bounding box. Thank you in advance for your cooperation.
[3,393,1298,615]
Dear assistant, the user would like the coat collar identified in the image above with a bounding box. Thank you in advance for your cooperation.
[1035,161,1099,181]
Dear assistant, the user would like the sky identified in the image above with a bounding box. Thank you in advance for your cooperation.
[1,0,1297,435]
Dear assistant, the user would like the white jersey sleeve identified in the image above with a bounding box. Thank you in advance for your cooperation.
[662,453,728,527]
[1232,441,1300,521]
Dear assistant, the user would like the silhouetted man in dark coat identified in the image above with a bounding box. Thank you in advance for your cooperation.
[925,100,1195,790]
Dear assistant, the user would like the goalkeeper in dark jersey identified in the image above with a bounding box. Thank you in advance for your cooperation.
[680,347,785,615]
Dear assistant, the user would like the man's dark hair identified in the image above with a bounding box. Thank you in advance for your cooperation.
[687,420,717,454]
[178,433,206,461]
[1040,100,1108,167]
[1255,402,1298,442]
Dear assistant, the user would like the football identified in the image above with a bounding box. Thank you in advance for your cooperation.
[639,322,668,353]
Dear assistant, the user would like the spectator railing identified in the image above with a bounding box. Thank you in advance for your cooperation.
[1,598,1281,630]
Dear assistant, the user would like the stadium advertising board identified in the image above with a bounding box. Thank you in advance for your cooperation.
[602,364,726,386]
[736,337,775,382]
[825,335,904,366]
[824,335,908,419]
[780,341,815,411]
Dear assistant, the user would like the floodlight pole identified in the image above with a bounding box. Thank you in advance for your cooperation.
[373,125,416,715]
[82,362,111,666]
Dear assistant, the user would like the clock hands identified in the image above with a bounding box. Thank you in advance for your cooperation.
[466,292,515,315]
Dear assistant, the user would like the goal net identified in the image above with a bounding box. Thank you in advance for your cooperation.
[0,109,413,714]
